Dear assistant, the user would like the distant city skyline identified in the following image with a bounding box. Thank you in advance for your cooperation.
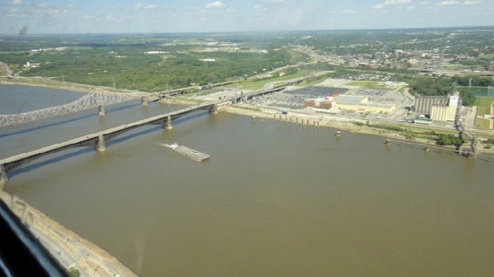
[0,0,492,35]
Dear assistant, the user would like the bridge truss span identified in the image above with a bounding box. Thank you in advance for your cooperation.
[0,89,146,128]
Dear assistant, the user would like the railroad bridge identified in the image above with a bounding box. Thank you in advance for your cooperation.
[0,80,236,128]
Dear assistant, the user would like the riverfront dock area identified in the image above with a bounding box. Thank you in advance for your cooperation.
[165,144,210,162]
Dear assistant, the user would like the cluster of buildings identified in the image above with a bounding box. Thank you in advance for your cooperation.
[29,47,68,53]
[293,39,494,75]
[23,61,41,68]
[304,94,396,114]
[302,87,463,125]
[414,91,461,123]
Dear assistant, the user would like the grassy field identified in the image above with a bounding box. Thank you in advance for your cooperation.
[475,118,492,129]
[287,49,310,64]
[175,96,201,103]
[456,86,490,97]
[239,68,311,90]
[347,81,391,90]
[474,97,494,115]
[299,73,332,86]
[398,86,407,93]
[474,97,494,129]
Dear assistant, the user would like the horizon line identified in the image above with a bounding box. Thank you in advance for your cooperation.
[1,25,494,37]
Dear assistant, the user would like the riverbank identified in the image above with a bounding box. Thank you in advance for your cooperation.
[0,191,137,277]
[3,77,492,156]
[226,105,417,139]
[0,76,141,95]
[1,77,95,94]
[224,105,494,157]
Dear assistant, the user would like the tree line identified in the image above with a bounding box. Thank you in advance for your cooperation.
[398,75,494,106]
[7,45,303,92]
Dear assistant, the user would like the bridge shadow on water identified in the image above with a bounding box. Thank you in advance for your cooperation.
[9,111,209,179]
[0,103,139,139]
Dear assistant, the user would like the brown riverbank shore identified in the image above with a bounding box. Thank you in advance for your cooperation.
[0,191,137,277]
[1,78,97,94]
[224,105,494,157]
[0,77,142,95]
[225,105,411,138]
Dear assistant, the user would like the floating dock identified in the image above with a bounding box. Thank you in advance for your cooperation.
[164,144,210,162]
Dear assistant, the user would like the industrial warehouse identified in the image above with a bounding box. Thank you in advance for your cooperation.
[414,91,461,122]
[199,78,472,130]
[240,84,408,120]
[304,94,396,114]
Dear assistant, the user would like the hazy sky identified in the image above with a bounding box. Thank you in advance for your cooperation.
[0,0,492,34]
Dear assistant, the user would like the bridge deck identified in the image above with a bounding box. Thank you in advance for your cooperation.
[0,103,214,167]
[1,82,295,178]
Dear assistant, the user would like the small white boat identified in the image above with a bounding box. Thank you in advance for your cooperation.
[335,131,342,136]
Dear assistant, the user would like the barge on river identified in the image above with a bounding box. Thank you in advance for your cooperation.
[164,143,210,162]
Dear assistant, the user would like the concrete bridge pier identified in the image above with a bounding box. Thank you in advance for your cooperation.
[96,135,107,152]
[141,97,148,107]
[468,137,482,159]
[98,105,106,116]
[209,104,218,114]
[0,165,7,189]
[164,115,172,129]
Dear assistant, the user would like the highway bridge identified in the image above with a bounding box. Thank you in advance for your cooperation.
[0,102,218,186]
[0,82,298,186]
[0,80,236,128]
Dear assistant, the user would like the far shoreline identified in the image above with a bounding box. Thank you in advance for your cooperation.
[0,77,142,95]
[3,77,493,157]
[1,78,95,94]
[223,105,494,158]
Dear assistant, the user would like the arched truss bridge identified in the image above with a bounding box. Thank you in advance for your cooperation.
[0,89,148,128]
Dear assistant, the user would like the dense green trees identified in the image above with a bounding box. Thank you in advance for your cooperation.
[2,29,492,97]
[13,45,299,92]
[436,133,464,146]
[398,75,491,106]
[404,76,453,96]
[460,90,476,106]
[452,75,494,87]
[1,33,308,92]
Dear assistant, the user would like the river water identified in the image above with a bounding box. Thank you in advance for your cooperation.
[1,85,494,276]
